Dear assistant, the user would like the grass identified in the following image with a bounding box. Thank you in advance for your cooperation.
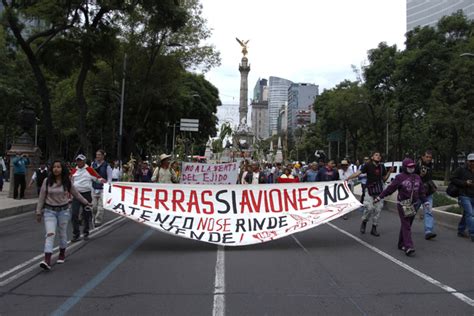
[444,207,463,215]
[432,192,457,207]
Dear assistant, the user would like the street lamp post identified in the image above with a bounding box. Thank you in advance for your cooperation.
[34,117,40,147]
[118,53,127,167]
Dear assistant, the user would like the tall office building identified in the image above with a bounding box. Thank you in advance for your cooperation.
[250,78,269,139]
[253,78,268,103]
[268,76,292,136]
[407,0,474,31]
[287,83,319,135]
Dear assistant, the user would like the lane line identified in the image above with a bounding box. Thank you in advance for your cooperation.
[327,222,474,307]
[0,217,125,286]
[51,229,153,316]
[212,246,225,316]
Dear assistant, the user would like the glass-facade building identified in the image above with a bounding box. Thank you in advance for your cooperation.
[287,83,319,135]
[407,0,474,30]
[268,76,292,136]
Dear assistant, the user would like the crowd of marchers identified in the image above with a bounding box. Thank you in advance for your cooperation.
[0,148,472,271]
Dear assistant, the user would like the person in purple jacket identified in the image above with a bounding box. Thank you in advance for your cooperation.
[374,158,429,257]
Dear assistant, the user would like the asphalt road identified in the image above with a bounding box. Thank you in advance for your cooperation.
[0,207,473,315]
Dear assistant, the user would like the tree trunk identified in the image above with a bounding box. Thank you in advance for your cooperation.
[4,7,56,155]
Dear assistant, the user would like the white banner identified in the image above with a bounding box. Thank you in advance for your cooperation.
[180,162,239,185]
[103,181,361,246]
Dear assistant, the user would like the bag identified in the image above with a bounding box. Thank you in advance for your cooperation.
[446,182,460,198]
[399,175,416,217]
[400,199,416,217]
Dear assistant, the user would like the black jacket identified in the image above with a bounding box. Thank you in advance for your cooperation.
[450,167,474,198]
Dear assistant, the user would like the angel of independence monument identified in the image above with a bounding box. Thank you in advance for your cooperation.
[234,38,254,158]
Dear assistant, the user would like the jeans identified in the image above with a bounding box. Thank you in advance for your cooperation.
[13,174,26,199]
[72,191,92,238]
[415,194,435,234]
[458,195,474,236]
[43,208,71,253]
[0,174,3,191]
[92,190,104,225]
[362,195,384,226]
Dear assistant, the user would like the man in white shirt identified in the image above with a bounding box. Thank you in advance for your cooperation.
[71,154,105,241]
[339,160,355,220]
[0,156,6,192]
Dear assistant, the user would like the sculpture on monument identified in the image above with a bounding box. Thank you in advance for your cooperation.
[235,38,249,56]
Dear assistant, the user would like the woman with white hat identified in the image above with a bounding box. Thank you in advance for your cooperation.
[151,154,179,183]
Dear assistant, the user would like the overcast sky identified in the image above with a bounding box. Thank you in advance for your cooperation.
[200,0,407,104]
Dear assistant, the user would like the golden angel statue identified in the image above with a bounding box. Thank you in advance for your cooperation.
[236,38,249,56]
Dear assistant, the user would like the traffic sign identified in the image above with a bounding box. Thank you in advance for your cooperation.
[180,118,199,132]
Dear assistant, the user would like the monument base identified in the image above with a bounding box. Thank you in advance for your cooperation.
[7,133,42,199]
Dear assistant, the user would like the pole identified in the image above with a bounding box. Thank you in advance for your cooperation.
[386,107,389,158]
[172,124,177,157]
[34,119,38,147]
[118,53,127,167]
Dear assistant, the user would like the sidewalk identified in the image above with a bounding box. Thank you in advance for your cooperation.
[0,181,38,219]
[353,184,461,230]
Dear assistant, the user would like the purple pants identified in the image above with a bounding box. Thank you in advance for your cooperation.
[397,205,415,249]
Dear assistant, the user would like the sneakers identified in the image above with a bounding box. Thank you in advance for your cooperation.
[360,220,368,234]
[457,232,468,238]
[83,235,89,241]
[425,232,437,240]
[405,248,415,256]
[39,261,51,270]
[398,245,406,251]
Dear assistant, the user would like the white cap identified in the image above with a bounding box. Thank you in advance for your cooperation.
[467,153,474,161]
[75,154,86,161]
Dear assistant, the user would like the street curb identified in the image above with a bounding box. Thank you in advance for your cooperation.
[0,203,36,219]
[354,194,461,231]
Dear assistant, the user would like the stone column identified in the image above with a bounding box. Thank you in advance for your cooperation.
[238,57,250,126]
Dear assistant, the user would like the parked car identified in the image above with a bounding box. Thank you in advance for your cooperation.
[384,161,403,183]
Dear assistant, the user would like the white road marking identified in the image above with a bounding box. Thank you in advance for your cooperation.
[327,222,474,307]
[0,216,125,286]
[212,246,225,316]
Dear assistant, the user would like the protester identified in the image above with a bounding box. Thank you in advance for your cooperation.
[415,150,437,240]
[338,159,355,220]
[12,152,30,199]
[91,149,112,227]
[152,154,179,183]
[302,162,319,182]
[242,162,267,184]
[0,155,6,192]
[111,160,122,182]
[28,161,48,195]
[35,160,91,270]
[171,161,181,179]
[121,164,132,182]
[339,160,355,191]
[277,167,299,183]
[316,160,339,182]
[137,161,153,182]
[450,153,474,241]
[348,151,393,236]
[70,154,106,242]
[374,158,428,256]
